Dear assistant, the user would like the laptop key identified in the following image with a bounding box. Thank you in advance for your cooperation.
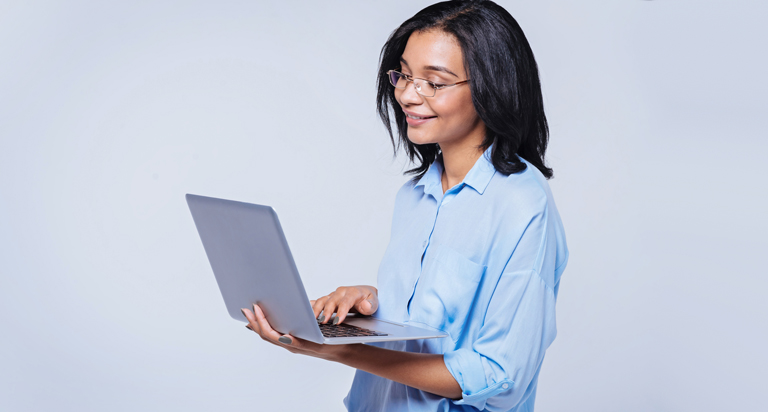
[319,322,389,338]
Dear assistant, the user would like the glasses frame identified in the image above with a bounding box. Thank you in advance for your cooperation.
[386,69,469,97]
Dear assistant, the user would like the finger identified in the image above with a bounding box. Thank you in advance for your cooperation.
[353,298,372,316]
[320,296,341,325]
[247,306,313,353]
[312,296,329,321]
[252,304,284,342]
[241,308,260,332]
[275,333,324,354]
[335,300,354,324]
[277,334,294,346]
[309,299,321,322]
[355,297,378,315]
[313,296,331,320]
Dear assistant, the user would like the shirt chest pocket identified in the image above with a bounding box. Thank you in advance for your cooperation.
[408,245,487,342]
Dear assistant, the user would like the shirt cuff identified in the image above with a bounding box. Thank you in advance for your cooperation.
[443,348,514,410]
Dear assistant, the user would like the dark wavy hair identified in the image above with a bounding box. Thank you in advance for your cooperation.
[377,0,553,179]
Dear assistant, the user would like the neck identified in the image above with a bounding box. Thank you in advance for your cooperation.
[439,138,485,194]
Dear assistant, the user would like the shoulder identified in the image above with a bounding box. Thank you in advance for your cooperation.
[391,178,421,211]
[396,178,417,198]
[492,158,568,286]
[489,157,554,220]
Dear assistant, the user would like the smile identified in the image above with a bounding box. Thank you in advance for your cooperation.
[405,113,436,120]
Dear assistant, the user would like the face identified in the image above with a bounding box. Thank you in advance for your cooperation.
[395,30,485,151]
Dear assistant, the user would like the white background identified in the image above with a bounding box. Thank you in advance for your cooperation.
[1,1,766,411]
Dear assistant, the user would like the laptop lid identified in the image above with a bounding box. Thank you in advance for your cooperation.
[186,194,324,343]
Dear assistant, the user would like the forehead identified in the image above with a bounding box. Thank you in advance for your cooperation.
[401,30,465,77]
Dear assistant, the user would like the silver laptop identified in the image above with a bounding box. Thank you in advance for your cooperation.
[186,194,447,345]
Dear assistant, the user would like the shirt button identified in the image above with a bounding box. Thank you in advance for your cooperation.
[422,241,427,248]
[502,383,509,390]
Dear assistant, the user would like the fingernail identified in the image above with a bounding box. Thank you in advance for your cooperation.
[278,336,292,345]
[332,316,340,325]
[245,325,253,331]
[317,314,326,322]
[241,308,247,316]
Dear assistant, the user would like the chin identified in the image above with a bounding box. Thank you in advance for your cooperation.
[406,130,437,146]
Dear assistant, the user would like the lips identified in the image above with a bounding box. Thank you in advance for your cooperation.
[405,112,436,120]
[402,109,436,126]
[403,109,436,120]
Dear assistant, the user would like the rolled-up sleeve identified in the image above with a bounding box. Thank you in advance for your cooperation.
[346,152,568,412]
[443,204,563,411]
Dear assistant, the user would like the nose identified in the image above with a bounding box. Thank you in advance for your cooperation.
[398,80,424,105]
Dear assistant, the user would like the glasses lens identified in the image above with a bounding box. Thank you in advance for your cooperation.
[413,79,436,97]
[389,71,405,88]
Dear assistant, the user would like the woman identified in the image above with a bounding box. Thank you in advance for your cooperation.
[241,1,568,411]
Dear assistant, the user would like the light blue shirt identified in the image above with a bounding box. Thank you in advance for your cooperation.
[344,148,568,412]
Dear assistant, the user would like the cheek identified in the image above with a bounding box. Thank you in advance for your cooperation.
[393,89,404,106]
[434,95,477,127]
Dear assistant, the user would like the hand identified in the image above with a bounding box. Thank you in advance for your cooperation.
[310,285,378,325]
[241,304,343,361]
[242,302,460,399]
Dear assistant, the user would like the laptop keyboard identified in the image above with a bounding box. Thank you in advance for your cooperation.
[318,322,389,338]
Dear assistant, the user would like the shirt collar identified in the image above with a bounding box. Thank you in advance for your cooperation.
[414,157,444,200]
[414,145,496,196]
[462,146,496,195]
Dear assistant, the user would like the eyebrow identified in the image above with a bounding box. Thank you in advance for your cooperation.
[400,57,460,78]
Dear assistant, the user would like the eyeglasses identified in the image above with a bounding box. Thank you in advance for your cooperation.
[387,70,469,98]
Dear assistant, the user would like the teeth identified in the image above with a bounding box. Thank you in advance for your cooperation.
[406,113,431,120]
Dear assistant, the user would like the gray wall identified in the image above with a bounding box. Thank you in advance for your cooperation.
[1,1,765,411]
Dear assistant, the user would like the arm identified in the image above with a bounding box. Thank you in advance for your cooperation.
[438,203,567,411]
[331,339,462,399]
[241,303,462,399]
